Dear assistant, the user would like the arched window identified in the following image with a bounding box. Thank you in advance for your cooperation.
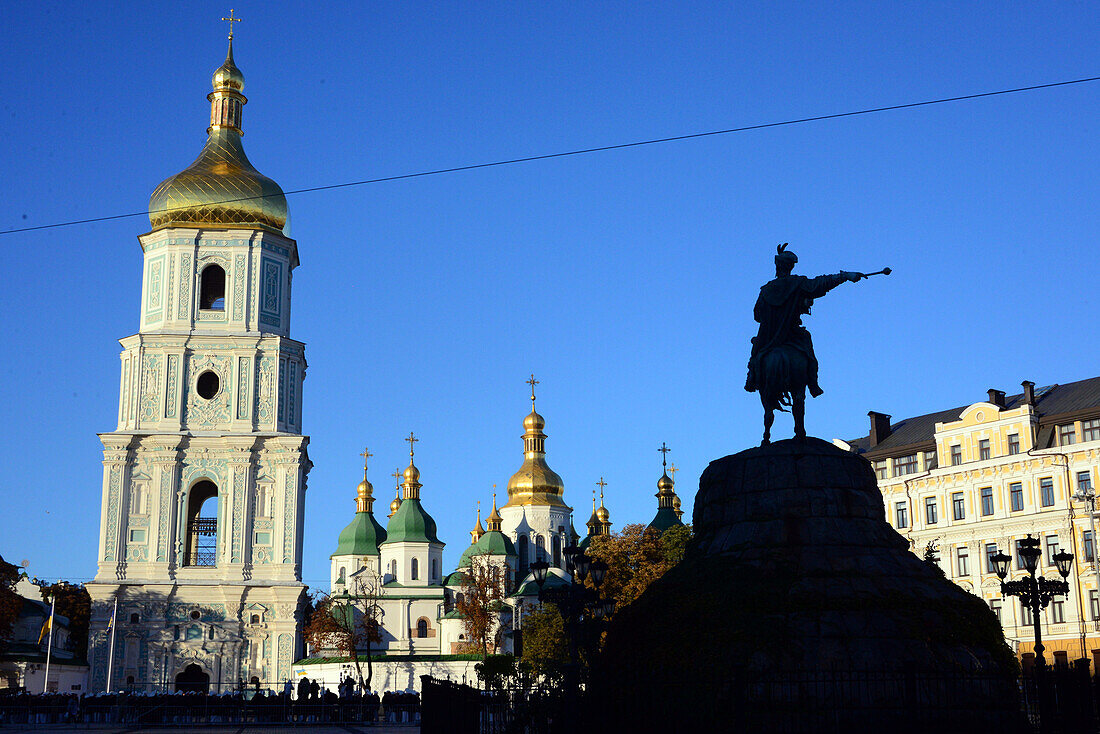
[250,614,260,625]
[129,613,140,624]
[552,535,562,567]
[411,558,419,580]
[535,535,546,561]
[518,535,529,576]
[337,567,346,584]
[416,618,429,638]
[183,481,218,567]
[126,675,135,686]
[199,264,226,310]
[390,559,397,579]
[456,593,465,606]
[431,558,438,580]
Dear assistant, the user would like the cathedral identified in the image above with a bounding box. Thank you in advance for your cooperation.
[85,29,683,694]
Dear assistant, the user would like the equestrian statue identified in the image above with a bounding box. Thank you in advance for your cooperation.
[745,244,890,445]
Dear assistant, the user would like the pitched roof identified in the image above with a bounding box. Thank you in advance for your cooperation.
[847,376,1100,455]
[382,497,441,545]
[332,511,387,557]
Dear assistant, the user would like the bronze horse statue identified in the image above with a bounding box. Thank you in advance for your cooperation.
[746,244,889,445]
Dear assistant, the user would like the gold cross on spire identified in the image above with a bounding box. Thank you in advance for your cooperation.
[526,374,539,408]
[596,477,607,502]
[658,442,671,469]
[221,9,242,39]
[668,462,678,483]
[392,468,402,487]
[405,432,419,458]
[360,447,373,474]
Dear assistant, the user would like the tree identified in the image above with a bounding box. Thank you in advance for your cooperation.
[456,558,510,658]
[302,570,382,691]
[0,556,22,654]
[584,523,694,613]
[518,603,568,678]
[38,581,91,659]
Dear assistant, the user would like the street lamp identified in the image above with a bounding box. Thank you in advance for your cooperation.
[993,534,1073,667]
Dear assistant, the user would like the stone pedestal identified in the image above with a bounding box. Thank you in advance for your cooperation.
[592,438,1023,732]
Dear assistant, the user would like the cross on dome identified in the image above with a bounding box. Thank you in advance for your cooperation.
[658,442,671,469]
[668,463,678,482]
[360,447,373,474]
[221,9,242,39]
[405,432,419,458]
[526,374,539,409]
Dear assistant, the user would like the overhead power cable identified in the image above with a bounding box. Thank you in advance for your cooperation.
[4,74,1099,236]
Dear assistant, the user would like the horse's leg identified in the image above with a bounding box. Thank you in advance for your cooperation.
[762,405,774,445]
[792,391,806,439]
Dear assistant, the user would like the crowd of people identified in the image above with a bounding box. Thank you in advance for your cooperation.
[0,678,421,727]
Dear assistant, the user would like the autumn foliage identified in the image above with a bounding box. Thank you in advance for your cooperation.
[583,523,692,611]
[456,560,510,657]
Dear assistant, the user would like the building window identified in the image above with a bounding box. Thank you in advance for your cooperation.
[1091,590,1100,621]
[411,558,419,580]
[1007,433,1021,455]
[894,501,908,529]
[129,613,140,624]
[1046,535,1060,567]
[183,480,218,567]
[1016,539,1027,571]
[978,439,991,461]
[990,598,1002,623]
[1085,531,1095,563]
[1078,471,1094,495]
[416,618,429,638]
[389,559,397,579]
[1021,601,1033,626]
[1010,482,1024,512]
[1040,477,1055,507]
[873,461,887,480]
[1059,423,1077,446]
[952,492,965,521]
[199,264,226,310]
[956,546,969,577]
[431,558,438,580]
[250,614,260,624]
[924,497,938,525]
[1051,598,1065,624]
[1084,419,1100,443]
[894,454,918,477]
[950,445,963,466]
[129,529,146,543]
[980,487,994,516]
[922,451,937,471]
[986,543,999,573]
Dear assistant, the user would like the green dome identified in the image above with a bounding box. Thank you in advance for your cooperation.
[473,530,517,559]
[457,542,479,569]
[332,511,387,557]
[383,497,441,544]
[647,507,684,534]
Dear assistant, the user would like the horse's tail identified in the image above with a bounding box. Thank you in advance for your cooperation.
[760,349,793,412]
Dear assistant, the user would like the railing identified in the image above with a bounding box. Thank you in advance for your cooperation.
[0,690,420,728]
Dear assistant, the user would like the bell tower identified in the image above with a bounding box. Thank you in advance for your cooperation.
[86,25,310,694]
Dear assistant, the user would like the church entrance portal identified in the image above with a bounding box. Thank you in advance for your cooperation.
[175,663,210,693]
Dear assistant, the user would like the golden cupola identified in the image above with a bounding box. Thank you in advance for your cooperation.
[148,34,288,233]
[505,377,567,508]
[470,504,486,544]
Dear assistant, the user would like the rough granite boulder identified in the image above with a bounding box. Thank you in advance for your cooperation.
[590,438,1024,732]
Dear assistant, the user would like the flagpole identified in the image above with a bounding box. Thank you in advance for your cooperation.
[43,593,56,694]
[106,596,118,694]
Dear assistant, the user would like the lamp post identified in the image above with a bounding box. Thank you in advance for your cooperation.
[530,545,615,726]
[1073,484,1100,631]
[991,534,1073,667]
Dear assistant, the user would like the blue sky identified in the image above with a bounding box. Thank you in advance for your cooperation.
[2,2,1099,590]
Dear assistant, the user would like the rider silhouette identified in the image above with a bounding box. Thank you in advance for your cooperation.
[745,244,861,402]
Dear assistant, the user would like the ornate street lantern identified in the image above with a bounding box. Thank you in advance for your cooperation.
[1053,549,1075,579]
[991,550,1012,580]
[1018,534,1042,574]
[574,553,592,582]
[589,559,608,589]
[530,560,550,587]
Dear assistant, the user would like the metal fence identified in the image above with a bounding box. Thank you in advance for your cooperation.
[0,691,420,728]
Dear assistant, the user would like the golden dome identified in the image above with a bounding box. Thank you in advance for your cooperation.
[595,504,610,523]
[523,410,545,431]
[389,489,402,517]
[403,463,421,484]
[357,479,373,499]
[673,495,682,510]
[657,473,674,491]
[148,39,287,233]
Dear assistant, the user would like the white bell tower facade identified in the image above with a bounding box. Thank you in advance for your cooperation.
[87,33,310,694]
